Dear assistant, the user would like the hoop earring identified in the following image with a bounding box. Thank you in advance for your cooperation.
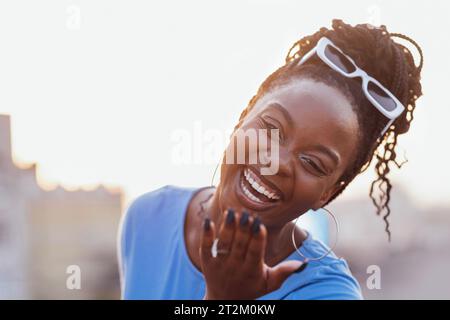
[211,161,220,187]
[291,207,340,262]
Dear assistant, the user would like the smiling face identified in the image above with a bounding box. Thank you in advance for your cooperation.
[217,78,360,228]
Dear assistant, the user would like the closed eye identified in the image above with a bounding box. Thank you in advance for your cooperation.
[259,116,283,142]
[300,156,327,177]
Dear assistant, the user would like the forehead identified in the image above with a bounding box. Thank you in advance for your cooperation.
[252,79,359,141]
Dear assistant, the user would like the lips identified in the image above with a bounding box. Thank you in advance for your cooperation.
[235,165,283,212]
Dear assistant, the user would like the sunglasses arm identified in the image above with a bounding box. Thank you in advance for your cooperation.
[378,118,394,141]
[297,47,318,66]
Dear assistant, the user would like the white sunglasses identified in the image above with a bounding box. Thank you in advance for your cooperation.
[297,36,405,137]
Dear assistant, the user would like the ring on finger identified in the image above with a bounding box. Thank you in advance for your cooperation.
[211,238,230,258]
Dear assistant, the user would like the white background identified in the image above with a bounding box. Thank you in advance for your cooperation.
[0,0,447,210]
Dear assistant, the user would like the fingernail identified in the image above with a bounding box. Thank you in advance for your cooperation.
[294,263,308,273]
[240,211,249,227]
[226,209,235,225]
[251,216,261,234]
[203,218,211,231]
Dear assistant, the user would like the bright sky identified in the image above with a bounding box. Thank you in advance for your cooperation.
[0,0,448,208]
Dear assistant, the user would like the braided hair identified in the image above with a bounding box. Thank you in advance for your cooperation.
[234,19,424,241]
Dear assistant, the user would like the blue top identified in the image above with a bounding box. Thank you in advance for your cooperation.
[118,185,363,300]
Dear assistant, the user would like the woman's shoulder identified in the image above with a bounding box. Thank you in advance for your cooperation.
[284,260,363,300]
[118,185,198,251]
[123,184,196,220]
[129,184,192,206]
[118,185,199,295]
[281,233,363,300]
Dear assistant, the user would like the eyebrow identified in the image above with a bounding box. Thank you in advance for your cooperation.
[311,144,340,167]
[266,102,294,127]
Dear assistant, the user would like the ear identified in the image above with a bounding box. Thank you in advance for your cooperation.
[311,181,343,211]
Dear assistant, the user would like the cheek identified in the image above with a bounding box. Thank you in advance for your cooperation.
[219,122,256,180]
[219,138,242,194]
[264,175,326,227]
[289,172,327,211]
[219,161,237,189]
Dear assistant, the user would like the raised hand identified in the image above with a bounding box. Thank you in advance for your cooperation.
[199,209,307,300]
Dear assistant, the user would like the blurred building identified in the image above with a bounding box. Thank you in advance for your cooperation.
[0,115,33,298]
[330,184,450,299]
[0,114,123,299]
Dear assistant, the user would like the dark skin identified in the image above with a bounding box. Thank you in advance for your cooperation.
[184,78,360,299]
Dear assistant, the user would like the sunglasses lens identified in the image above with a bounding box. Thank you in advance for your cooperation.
[324,45,356,74]
[367,81,397,112]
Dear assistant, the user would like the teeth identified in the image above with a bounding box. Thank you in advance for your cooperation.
[241,179,263,203]
[243,168,281,200]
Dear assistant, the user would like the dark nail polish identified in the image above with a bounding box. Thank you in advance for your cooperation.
[294,263,308,273]
[226,209,235,225]
[203,218,211,231]
[251,217,261,234]
[240,211,249,227]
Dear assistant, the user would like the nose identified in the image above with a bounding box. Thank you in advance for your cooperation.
[276,146,294,178]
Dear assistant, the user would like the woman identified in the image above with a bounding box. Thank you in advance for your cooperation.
[118,19,423,300]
